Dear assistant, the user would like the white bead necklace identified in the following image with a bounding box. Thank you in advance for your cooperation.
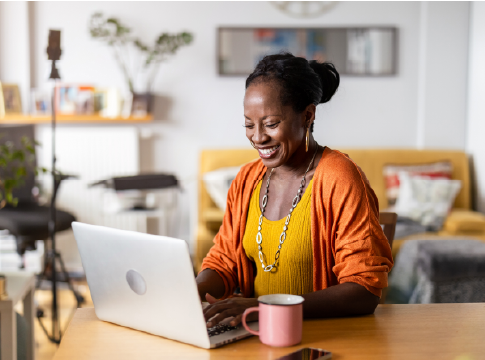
[257,143,319,272]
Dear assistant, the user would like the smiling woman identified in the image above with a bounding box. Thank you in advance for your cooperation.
[196,52,393,328]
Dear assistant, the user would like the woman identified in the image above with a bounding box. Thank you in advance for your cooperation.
[197,53,393,328]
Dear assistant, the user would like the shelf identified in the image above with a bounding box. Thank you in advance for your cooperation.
[0,114,153,124]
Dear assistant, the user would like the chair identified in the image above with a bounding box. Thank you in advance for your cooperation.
[0,124,76,264]
[379,211,397,303]
[380,212,397,249]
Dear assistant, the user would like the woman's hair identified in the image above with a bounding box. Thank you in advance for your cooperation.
[245,52,340,132]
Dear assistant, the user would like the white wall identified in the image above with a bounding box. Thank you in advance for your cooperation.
[26,1,471,152]
[0,2,476,259]
[30,1,424,152]
[421,2,469,149]
[467,2,485,213]
[0,1,31,113]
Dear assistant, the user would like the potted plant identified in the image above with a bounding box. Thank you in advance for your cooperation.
[88,12,193,113]
[0,135,45,209]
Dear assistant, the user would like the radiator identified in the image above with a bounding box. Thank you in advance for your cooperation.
[35,125,140,270]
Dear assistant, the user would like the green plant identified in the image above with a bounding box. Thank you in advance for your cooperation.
[89,12,193,93]
[0,136,46,208]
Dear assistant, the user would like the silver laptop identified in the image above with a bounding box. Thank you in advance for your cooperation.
[72,222,258,349]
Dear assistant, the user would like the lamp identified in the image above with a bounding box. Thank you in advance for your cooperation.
[36,29,84,345]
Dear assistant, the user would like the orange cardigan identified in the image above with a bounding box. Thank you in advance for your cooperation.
[201,147,393,298]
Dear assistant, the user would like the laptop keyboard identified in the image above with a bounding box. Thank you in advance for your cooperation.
[207,323,239,337]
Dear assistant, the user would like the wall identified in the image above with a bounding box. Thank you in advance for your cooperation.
[0,1,31,113]
[420,2,469,149]
[30,1,423,151]
[25,1,471,151]
[467,2,485,212]
[0,2,475,262]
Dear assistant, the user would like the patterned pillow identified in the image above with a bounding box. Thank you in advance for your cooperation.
[203,166,241,211]
[394,172,461,230]
[383,161,453,207]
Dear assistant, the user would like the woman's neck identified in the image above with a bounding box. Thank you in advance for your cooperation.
[273,137,319,180]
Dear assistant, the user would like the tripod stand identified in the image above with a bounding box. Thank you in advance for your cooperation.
[36,31,84,344]
[36,170,84,344]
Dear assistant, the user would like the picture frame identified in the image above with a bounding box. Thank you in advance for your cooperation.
[97,88,122,118]
[55,84,95,115]
[1,83,22,114]
[56,84,78,115]
[218,27,398,76]
[93,89,107,114]
[76,86,95,115]
[30,89,52,116]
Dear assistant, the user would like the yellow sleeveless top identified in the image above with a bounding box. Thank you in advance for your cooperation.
[242,179,313,298]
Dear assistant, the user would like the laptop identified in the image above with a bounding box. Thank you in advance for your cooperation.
[72,222,258,349]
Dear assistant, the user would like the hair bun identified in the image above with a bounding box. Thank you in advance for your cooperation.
[246,52,340,134]
[309,61,340,104]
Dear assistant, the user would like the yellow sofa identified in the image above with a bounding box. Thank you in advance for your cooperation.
[196,148,485,270]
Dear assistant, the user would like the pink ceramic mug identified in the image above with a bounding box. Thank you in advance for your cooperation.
[242,294,304,347]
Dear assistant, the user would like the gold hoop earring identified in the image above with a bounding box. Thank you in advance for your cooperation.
[250,141,256,149]
[305,128,310,152]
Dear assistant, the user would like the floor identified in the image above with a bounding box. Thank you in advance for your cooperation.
[20,281,93,360]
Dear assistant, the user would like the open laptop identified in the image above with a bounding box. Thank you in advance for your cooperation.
[72,222,258,349]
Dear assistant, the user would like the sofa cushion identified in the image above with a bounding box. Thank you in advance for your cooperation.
[339,149,470,209]
[383,161,453,207]
[394,172,461,230]
[443,209,485,234]
[202,166,241,211]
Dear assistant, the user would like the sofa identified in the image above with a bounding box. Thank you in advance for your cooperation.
[196,148,485,271]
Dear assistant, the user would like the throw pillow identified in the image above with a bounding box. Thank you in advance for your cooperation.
[203,166,241,211]
[394,171,461,231]
[383,161,453,207]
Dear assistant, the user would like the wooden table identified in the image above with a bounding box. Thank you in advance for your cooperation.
[54,304,485,360]
[0,272,35,360]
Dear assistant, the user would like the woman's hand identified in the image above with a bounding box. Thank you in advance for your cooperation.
[203,293,259,327]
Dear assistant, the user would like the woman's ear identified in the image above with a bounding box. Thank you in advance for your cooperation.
[304,104,316,129]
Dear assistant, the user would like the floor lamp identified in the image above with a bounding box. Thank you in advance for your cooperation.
[36,29,84,344]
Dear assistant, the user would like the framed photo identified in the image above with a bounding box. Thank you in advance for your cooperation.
[95,88,122,118]
[1,83,22,113]
[93,90,107,113]
[218,27,398,76]
[56,84,77,115]
[76,86,95,115]
[30,89,51,116]
[55,85,95,115]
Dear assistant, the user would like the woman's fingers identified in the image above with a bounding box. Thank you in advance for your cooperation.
[206,309,239,328]
[205,293,218,304]
[203,297,259,327]
[203,300,232,320]
[228,307,258,326]
[229,314,243,327]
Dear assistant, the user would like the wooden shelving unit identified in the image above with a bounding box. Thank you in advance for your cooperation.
[0,113,153,124]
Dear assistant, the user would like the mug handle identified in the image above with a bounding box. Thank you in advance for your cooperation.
[242,307,260,336]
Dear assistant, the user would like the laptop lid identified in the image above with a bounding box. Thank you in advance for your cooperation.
[72,222,211,349]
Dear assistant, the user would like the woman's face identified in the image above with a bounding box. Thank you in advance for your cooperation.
[244,81,314,169]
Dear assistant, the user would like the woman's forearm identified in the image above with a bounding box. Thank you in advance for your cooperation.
[302,282,380,319]
[196,269,226,300]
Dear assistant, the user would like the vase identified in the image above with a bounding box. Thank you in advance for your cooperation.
[131,92,152,117]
